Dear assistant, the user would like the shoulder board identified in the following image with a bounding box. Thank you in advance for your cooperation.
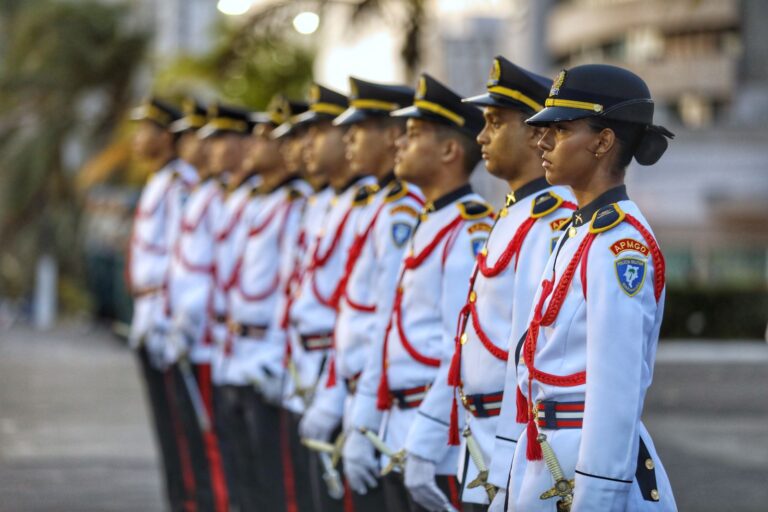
[353,184,379,206]
[286,187,305,201]
[457,200,493,220]
[530,191,564,219]
[384,180,408,203]
[249,185,263,197]
[589,203,626,234]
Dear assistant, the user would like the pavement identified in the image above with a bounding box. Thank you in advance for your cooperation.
[0,325,767,511]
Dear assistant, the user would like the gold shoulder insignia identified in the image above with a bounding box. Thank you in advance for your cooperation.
[589,203,626,234]
[287,187,305,201]
[353,184,379,206]
[457,200,493,220]
[385,181,408,203]
[531,191,564,219]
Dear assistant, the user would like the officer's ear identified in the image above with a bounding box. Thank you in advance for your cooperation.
[440,136,463,166]
[592,126,617,159]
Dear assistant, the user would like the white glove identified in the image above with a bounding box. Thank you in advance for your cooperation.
[253,368,284,405]
[342,428,379,495]
[404,453,457,512]
[298,405,342,442]
[145,319,170,369]
[488,487,507,512]
[164,326,190,365]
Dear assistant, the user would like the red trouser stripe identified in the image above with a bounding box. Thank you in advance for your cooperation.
[279,409,299,512]
[164,371,197,512]
[195,364,229,512]
[447,476,460,509]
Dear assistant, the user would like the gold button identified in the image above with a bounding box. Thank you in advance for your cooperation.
[460,333,468,345]
[650,489,659,501]
[469,291,477,303]
[480,247,488,256]
[499,208,508,218]
[645,458,654,470]
[568,226,577,238]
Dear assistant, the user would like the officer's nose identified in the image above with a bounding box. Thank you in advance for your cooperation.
[395,133,407,151]
[537,127,554,152]
[476,122,490,146]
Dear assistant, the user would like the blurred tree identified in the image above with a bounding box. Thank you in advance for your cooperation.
[154,5,315,109]
[0,1,148,306]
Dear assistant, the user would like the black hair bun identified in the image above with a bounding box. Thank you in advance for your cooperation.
[634,124,675,166]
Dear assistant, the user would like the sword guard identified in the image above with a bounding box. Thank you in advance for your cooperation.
[467,470,488,489]
[539,478,575,500]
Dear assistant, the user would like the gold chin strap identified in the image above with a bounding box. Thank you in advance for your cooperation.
[413,99,465,126]
[487,86,543,112]
[311,102,346,115]
[350,98,399,111]
[545,98,604,113]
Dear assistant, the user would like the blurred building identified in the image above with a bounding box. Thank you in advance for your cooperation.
[314,0,768,288]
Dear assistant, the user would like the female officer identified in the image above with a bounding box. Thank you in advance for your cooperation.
[502,64,677,511]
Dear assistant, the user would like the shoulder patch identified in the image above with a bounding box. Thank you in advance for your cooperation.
[467,223,492,234]
[391,222,414,248]
[589,203,626,233]
[385,180,408,203]
[353,184,379,206]
[391,204,419,218]
[610,238,649,257]
[549,217,569,231]
[615,257,647,297]
[531,191,564,219]
[471,237,487,256]
[457,200,493,220]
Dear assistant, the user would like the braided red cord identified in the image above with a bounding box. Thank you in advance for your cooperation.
[404,215,463,269]
[624,214,666,302]
[312,206,354,269]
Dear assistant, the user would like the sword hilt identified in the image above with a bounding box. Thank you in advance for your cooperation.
[463,427,498,501]
[537,433,574,510]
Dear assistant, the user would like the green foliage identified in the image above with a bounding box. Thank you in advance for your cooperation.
[155,9,315,108]
[0,0,148,302]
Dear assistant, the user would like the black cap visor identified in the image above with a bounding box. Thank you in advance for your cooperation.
[333,107,391,126]
[525,106,596,127]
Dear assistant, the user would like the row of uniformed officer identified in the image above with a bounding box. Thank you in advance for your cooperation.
[128,54,677,512]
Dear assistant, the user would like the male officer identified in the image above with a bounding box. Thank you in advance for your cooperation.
[165,103,253,512]
[354,74,492,512]
[128,97,197,512]
[406,57,577,512]
[267,89,342,512]
[206,104,268,511]
[305,78,422,511]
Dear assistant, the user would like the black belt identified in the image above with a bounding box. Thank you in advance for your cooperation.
[300,333,334,351]
[460,390,503,418]
[230,323,268,340]
[390,384,430,409]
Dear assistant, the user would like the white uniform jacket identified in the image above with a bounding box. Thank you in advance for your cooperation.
[314,176,424,423]
[166,176,223,364]
[506,185,676,512]
[411,178,577,504]
[127,159,197,347]
[374,184,493,475]
[286,176,376,410]
[209,175,261,385]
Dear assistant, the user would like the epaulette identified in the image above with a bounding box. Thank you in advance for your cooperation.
[353,184,379,206]
[385,180,408,203]
[287,187,305,201]
[530,191,564,219]
[589,203,626,234]
[250,185,264,197]
[457,200,493,220]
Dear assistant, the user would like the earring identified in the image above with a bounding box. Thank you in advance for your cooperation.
[594,152,600,158]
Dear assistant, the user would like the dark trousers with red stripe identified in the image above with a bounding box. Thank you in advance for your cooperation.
[382,472,460,512]
[461,503,488,512]
[307,426,345,512]
[285,411,319,512]
[350,477,388,512]
[250,390,287,511]
[172,362,229,512]
[136,346,188,512]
